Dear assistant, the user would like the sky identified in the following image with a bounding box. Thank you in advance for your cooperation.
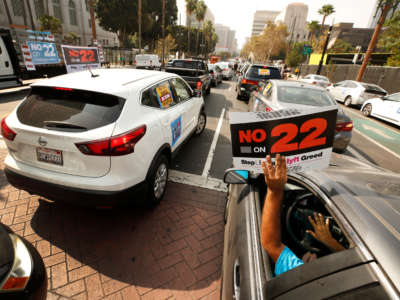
[176,0,378,49]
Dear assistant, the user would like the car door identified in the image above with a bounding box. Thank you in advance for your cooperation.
[381,93,400,123]
[144,80,185,151]
[330,81,346,101]
[169,77,199,139]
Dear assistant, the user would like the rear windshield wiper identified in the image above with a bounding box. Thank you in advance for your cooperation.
[44,121,87,130]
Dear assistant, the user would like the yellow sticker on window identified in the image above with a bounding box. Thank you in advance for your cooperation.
[156,83,174,108]
[263,82,272,96]
[258,69,270,76]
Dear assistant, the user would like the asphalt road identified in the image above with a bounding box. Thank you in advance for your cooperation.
[0,80,399,183]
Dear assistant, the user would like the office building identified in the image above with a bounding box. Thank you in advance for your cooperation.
[251,10,280,36]
[275,2,308,42]
[187,8,215,29]
[215,23,237,54]
[328,23,374,51]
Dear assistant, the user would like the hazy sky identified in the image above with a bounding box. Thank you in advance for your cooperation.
[176,0,378,49]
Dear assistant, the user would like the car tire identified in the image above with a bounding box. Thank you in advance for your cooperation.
[146,155,169,206]
[344,96,352,107]
[362,104,372,117]
[194,112,206,136]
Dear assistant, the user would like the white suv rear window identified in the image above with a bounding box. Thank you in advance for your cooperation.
[17,86,125,132]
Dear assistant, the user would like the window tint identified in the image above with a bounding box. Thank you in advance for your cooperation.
[172,60,203,69]
[17,86,124,131]
[246,66,282,80]
[171,78,191,102]
[277,86,336,107]
[143,81,178,109]
[141,88,160,108]
[361,83,386,94]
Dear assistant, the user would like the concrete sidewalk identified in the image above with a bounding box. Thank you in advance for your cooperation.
[0,78,45,96]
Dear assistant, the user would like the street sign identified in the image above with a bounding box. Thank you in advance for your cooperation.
[61,45,101,73]
[26,41,60,65]
[229,107,337,173]
[302,45,313,55]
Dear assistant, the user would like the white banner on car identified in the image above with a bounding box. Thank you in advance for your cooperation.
[229,106,338,173]
[61,45,101,73]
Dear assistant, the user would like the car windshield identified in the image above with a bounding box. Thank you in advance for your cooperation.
[172,60,203,69]
[387,93,400,102]
[246,66,282,80]
[277,86,336,106]
[361,83,386,94]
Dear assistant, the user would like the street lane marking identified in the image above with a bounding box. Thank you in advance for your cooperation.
[169,170,227,192]
[354,128,400,160]
[347,145,372,164]
[202,108,226,178]
[361,123,395,140]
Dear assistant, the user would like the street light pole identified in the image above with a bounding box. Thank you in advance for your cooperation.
[138,0,142,54]
[162,0,166,69]
[316,25,332,75]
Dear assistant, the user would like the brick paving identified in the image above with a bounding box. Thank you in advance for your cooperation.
[0,149,226,299]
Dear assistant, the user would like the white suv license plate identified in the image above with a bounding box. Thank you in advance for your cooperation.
[36,147,63,166]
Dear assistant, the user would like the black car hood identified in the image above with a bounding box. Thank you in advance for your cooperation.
[0,224,14,281]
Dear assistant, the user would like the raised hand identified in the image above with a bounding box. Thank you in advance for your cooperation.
[261,154,287,193]
[307,213,344,252]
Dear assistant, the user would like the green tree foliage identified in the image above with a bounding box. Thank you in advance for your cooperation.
[378,10,400,66]
[185,0,198,54]
[217,51,232,60]
[307,20,320,45]
[155,34,177,57]
[194,0,207,55]
[95,0,177,48]
[286,42,308,67]
[39,15,62,34]
[318,4,335,29]
[328,39,355,53]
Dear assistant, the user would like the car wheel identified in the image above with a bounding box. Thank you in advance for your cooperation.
[344,96,352,107]
[194,112,207,136]
[362,104,372,117]
[147,155,169,206]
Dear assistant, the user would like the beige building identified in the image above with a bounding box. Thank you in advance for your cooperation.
[275,2,308,42]
[215,23,237,54]
[187,8,215,29]
[251,10,280,36]
[0,0,117,46]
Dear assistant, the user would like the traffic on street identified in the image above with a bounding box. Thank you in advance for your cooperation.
[1,0,400,299]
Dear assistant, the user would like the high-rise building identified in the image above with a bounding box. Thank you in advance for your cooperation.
[251,10,280,36]
[0,0,117,46]
[275,2,308,42]
[215,23,236,54]
[187,8,215,29]
[368,0,400,28]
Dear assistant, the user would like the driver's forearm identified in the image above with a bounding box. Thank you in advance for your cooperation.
[261,189,285,262]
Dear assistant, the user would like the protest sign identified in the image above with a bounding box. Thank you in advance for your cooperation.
[229,107,337,173]
[61,45,100,73]
[26,41,60,65]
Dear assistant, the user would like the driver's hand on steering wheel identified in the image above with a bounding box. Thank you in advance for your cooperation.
[261,154,287,194]
[307,213,345,252]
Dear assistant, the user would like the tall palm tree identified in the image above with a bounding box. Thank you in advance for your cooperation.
[307,20,320,45]
[356,0,400,81]
[195,0,207,55]
[202,20,213,57]
[185,0,197,55]
[318,4,335,29]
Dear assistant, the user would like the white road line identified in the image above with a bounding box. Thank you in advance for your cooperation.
[354,128,400,160]
[169,170,227,192]
[202,108,226,178]
[346,145,371,164]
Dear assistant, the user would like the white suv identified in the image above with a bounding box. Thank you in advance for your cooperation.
[2,69,206,207]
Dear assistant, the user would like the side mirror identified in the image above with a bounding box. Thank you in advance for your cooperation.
[223,169,249,184]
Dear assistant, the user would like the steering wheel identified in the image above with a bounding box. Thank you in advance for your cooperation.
[285,192,322,254]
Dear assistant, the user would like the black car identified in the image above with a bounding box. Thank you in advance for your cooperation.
[236,65,282,100]
[0,223,47,299]
[221,153,400,299]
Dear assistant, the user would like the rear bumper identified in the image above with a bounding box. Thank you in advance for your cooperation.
[5,168,147,207]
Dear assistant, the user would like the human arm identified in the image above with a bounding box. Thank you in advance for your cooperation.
[307,213,345,252]
[260,154,287,262]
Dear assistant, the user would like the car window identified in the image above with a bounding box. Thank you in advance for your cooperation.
[334,81,346,87]
[172,60,201,69]
[361,83,386,94]
[387,93,400,102]
[215,66,222,72]
[17,86,125,132]
[315,75,328,81]
[262,82,273,99]
[142,81,178,109]
[344,81,357,88]
[277,86,336,106]
[170,78,192,102]
[304,75,311,79]
[246,66,282,80]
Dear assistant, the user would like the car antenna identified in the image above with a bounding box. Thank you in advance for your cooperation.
[87,64,99,78]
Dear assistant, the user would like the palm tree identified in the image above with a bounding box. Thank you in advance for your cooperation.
[356,0,400,81]
[185,0,198,55]
[318,4,335,29]
[195,0,207,55]
[307,20,320,45]
[202,20,214,57]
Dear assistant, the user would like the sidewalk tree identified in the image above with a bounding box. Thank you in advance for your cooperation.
[185,0,198,55]
[194,0,207,55]
[356,0,400,81]
[328,39,355,53]
[202,20,218,56]
[155,33,177,57]
[378,10,400,66]
[39,15,62,34]
[307,20,320,45]
[286,41,307,67]
[318,4,335,44]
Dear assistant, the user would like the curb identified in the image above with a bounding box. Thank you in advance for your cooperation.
[0,85,31,96]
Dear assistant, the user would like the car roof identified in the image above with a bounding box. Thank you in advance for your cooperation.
[31,69,175,98]
[270,79,326,91]
[306,154,400,291]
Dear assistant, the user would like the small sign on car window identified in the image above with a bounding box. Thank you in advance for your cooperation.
[229,107,338,173]
[156,83,174,108]
[258,69,270,76]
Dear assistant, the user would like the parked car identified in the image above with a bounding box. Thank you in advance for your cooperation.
[215,62,234,80]
[135,54,161,70]
[301,74,331,88]
[361,92,400,126]
[2,69,206,207]
[327,80,387,107]
[236,64,282,101]
[207,64,223,86]
[249,80,353,152]
[0,222,47,300]
[165,59,212,96]
[221,153,400,299]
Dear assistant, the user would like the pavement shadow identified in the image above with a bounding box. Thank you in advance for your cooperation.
[0,90,30,104]
[30,185,223,295]
[203,91,233,119]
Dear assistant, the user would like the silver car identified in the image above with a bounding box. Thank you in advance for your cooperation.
[249,80,353,152]
[327,80,387,107]
[301,74,331,88]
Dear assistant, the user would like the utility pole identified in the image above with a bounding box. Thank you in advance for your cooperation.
[2,0,13,26]
[162,0,166,69]
[89,0,97,43]
[138,0,142,54]
[317,25,332,75]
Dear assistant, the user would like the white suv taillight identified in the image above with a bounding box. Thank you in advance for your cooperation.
[76,125,146,156]
[1,117,17,141]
